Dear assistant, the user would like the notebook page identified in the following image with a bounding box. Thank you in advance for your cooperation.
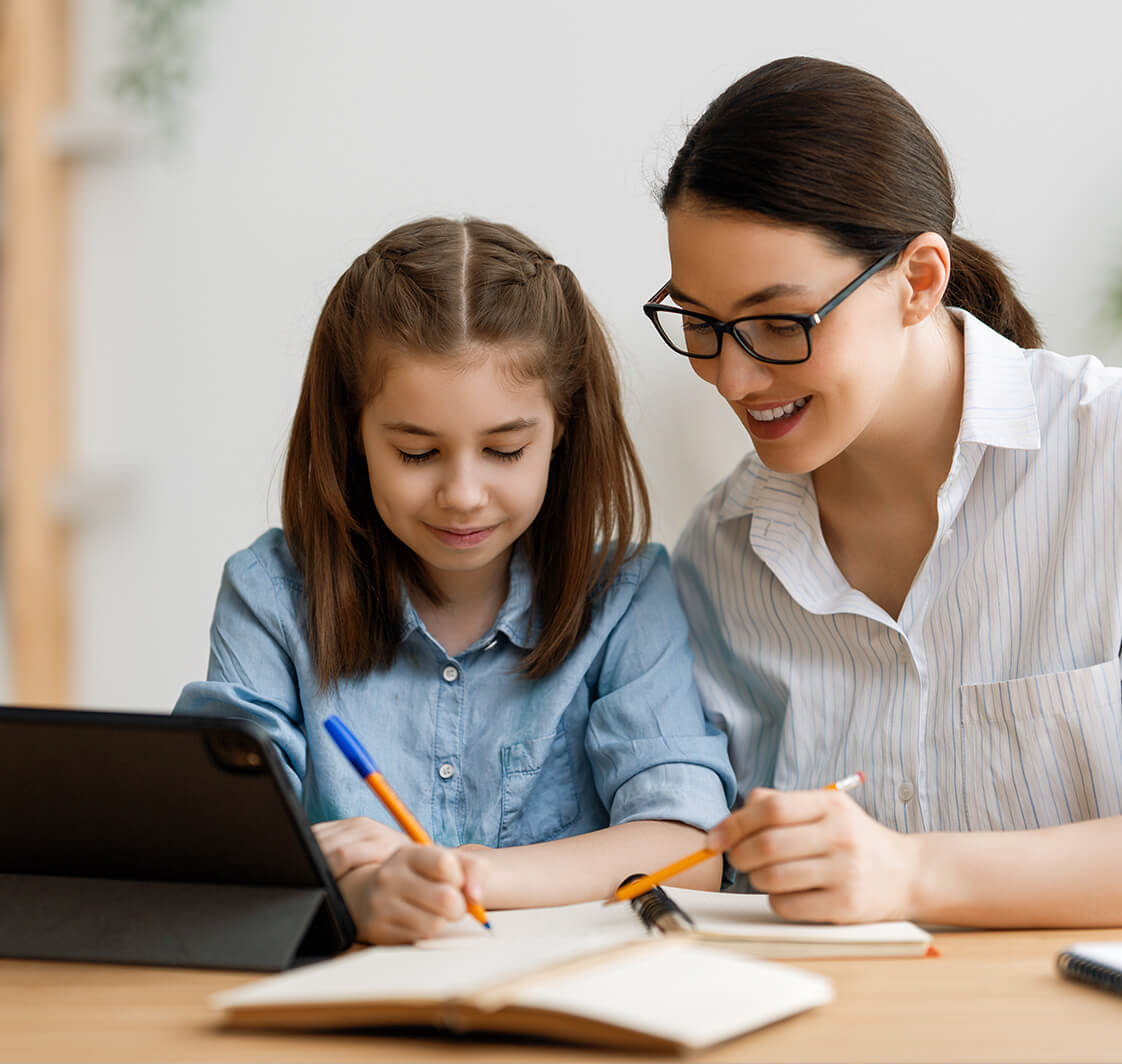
[665,887,931,945]
[430,897,650,944]
[508,939,834,1050]
[212,930,637,1011]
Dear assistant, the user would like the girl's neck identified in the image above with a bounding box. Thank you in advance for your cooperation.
[814,309,965,507]
[410,547,513,658]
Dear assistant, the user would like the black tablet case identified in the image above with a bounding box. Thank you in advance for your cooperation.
[0,707,356,971]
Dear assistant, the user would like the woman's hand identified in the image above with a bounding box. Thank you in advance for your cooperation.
[706,788,921,923]
[338,844,490,945]
[311,816,409,879]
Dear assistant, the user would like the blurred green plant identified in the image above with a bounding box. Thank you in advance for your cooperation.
[105,0,209,143]
[1109,269,1122,329]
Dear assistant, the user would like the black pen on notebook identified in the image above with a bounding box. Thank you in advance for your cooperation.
[611,771,867,903]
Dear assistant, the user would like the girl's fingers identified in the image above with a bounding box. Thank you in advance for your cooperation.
[455,849,490,904]
[312,817,407,877]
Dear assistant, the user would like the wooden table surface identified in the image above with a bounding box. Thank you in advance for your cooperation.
[3,926,1122,1062]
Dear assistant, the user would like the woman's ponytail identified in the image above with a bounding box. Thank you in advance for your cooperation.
[946,234,1042,349]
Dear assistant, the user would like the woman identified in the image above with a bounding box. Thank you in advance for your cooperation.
[648,56,1122,927]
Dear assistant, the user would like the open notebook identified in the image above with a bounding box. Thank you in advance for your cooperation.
[215,886,929,1050]
[213,933,834,1053]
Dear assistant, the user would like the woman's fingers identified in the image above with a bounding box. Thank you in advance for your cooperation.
[707,787,835,852]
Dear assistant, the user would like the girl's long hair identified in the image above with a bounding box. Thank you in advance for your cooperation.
[283,217,650,688]
[662,56,1042,348]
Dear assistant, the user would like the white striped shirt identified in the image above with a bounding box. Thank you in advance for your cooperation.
[672,310,1122,833]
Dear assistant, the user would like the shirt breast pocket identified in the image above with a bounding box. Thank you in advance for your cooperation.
[958,658,1122,830]
[498,726,581,847]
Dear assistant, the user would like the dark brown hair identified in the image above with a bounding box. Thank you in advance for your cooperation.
[282,217,650,687]
[662,56,1042,348]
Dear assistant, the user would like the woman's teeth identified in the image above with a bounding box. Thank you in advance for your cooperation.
[747,396,809,422]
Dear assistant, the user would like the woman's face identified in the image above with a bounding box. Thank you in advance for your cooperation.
[664,206,909,475]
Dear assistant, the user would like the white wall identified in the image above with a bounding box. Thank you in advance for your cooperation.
[41,0,1122,710]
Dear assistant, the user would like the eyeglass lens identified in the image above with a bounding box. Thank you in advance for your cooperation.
[650,309,810,362]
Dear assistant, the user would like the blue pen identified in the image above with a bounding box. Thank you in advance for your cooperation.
[323,715,490,929]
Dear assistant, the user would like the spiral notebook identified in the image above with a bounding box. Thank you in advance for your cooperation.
[1056,943,1122,996]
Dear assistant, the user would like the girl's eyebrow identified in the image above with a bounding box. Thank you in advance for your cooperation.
[668,280,810,312]
[381,417,540,437]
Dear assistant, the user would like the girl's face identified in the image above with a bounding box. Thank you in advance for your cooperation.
[664,206,908,474]
[360,345,561,596]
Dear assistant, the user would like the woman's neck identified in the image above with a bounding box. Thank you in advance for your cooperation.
[810,311,965,619]
[814,310,965,508]
[411,547,513,657]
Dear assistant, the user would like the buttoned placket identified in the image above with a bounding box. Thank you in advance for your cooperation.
[431,652,465,846]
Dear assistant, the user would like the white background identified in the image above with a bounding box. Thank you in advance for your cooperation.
[5,0,1120,708]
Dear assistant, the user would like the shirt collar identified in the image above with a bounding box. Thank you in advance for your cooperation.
[953,308,1041,450]
[717,307,1041,528]
[399,543,538,651]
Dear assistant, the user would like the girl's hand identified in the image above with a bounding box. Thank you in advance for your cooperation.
[312,817,409,879]
[339,844,490,945]
[706,788,921,923]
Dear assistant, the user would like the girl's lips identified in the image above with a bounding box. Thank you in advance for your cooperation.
[427,524,496,548]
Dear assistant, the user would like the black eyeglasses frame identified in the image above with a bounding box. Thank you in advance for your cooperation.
[642,247,903,365]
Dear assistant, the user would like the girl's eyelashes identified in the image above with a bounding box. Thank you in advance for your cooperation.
[397,449,437,464]
[487,446,525,462]
[394,446,527,465]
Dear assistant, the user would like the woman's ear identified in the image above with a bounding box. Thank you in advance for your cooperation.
[552,419,565,450]
[898,233,951,327]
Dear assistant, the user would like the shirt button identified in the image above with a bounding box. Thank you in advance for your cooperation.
[441,664,459,682]
[438,763,455,780]
[897,781,915,803]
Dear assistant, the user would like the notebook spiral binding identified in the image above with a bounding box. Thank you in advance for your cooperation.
[1056,950,1122,995]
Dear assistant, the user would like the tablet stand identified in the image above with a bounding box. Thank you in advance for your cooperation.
[0,873,330,971]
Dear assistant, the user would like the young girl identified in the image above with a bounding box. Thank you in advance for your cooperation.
[647,56,1122,928]
[176,217,734,944]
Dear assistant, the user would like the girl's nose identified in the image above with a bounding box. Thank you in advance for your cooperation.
[436,461,487,513]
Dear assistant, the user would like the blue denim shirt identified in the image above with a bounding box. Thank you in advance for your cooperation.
[174,530,735,846]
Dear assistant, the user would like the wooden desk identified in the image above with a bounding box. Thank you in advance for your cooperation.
[3,927,1121,1062]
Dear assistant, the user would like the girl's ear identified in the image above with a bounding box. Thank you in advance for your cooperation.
[552,419,565,449]
[898,232,951,327]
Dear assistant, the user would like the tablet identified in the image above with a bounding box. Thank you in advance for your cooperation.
[0,706,356,969]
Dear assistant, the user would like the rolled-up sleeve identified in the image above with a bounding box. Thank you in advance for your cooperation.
[173,546,307,796]
[584,546,736,831]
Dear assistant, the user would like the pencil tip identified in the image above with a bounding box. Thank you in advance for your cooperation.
[483,922,492,930]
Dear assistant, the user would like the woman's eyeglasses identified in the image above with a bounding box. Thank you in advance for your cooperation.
[643,248,901,365]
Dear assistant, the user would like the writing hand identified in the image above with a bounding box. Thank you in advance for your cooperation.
[339,844,489,945]
[706,787,920,923]
[312,816,410,879]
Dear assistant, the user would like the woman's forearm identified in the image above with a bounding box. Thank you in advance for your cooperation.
[910,815,1122,927]
[466,820,722,909]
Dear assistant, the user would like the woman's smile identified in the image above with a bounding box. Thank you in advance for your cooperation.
[741,395,812,440]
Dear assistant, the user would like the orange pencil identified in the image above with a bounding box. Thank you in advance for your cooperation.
[324,715,491,929]
[611,770,867,903]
